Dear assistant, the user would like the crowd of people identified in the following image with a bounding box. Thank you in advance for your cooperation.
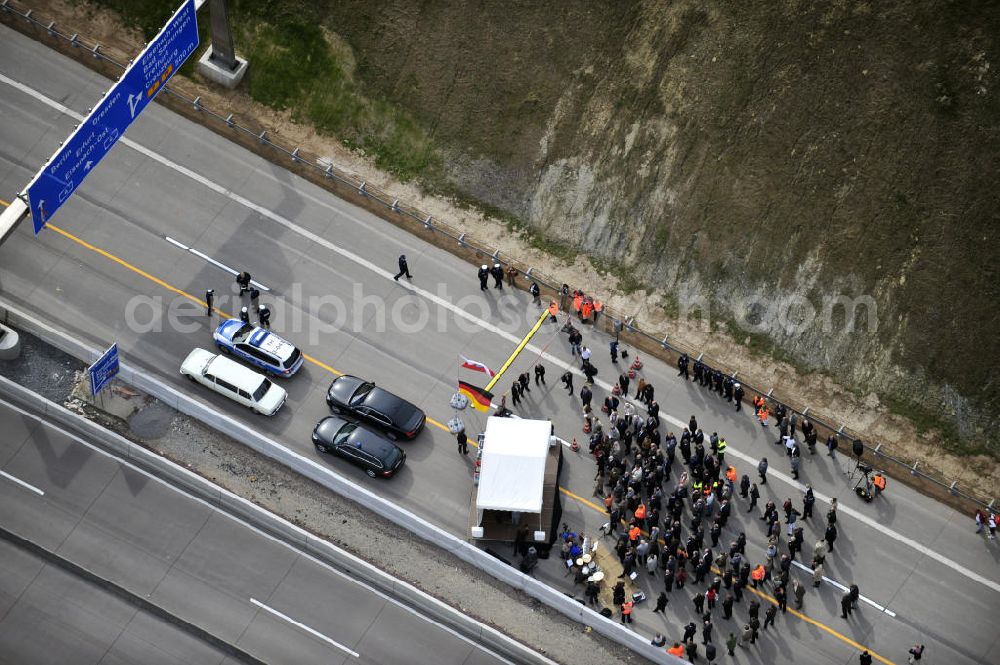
[523,310,877,662]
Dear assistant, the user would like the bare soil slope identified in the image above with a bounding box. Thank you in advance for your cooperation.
[311,0,1000,449]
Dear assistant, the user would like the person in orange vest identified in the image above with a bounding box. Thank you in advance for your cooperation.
[634,502,647,529]
[621,599,634,623]
[628,524,641,544]
[751,564,766,588]
[547,300,558,322]
[758,404,770,426]
[872,472,886,498]
[725,465,738,493]
[581,298,593,322]
[667,642,685,657]
[573,293,583,317]
[752,395,764,415]
[593,299,603,325]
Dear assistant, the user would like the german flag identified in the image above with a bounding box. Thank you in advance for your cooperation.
[458,381,493,412]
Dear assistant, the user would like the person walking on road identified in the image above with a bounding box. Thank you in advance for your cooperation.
[394,254,412,281]
[907,644,925,663]
[506,265,517,286]
[239,306,250,324]
[249,287,260,312]
[478,265,490,290]
[740,624,752,648]
[205,289,214,316]
[840,591,853,619]
[825,522,838,552]
[762,604,777,630]
[859,650,873,665]
[491,263,504,289]
[748,483,760,512]
[562,371,574,394]
[802,485,815,519]
[653,591,668,614]
[258,304,271,329]
[792,579,806,609]
[534,364,546,386]
[529,281,541,305]
[456,431,468,455]
[758,458,769,484]
[236,271,251,295]
[510,382,521,407]
[726,633,738,656]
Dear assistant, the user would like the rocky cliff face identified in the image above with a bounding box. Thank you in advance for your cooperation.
[295,0,1000,448]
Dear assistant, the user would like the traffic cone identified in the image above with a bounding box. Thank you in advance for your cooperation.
[631,355,643,371]
[571,438,580,452]
[628,367,636,379]
[583,421,591,434]
[612,384,621,396]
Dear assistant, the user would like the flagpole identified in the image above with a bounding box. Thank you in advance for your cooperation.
[484,308,549,393]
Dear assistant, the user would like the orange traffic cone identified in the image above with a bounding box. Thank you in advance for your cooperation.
[631,355,643,371]
[583,421,591,434]
[571,438,580,452]
[612,384,621,396]
[628,367,636,379]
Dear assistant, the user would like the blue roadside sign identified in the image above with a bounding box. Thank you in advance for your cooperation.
[89,343,120,396]
[25,0,199,232]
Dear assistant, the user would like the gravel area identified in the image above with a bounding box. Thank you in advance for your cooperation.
[0,328,650,665]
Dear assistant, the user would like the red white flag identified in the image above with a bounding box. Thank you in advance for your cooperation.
[460,356,495,377]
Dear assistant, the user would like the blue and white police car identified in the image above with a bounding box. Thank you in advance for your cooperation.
[213,319,304,377]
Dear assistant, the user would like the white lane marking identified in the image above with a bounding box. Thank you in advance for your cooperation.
[250,598,359,657]
[164,236,270,291]
[789,559,897,617]
[0,396,536,665]
[4,71,996,597]
[0,469,44,496]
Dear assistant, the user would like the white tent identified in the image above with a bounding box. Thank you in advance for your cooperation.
[476,417,551,513]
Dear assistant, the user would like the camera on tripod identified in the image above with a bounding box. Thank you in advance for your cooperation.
[857,463,873,475]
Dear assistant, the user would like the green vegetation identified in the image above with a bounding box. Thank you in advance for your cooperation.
[88,0,443,183]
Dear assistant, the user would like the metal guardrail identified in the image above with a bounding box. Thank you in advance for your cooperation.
[1,0,993,515]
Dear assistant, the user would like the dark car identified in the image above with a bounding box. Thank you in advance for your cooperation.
[325,375,426,439]
[312,416,406,478]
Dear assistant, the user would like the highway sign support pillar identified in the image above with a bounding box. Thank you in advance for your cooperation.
[0,196,28,246]
[197,0,248,89]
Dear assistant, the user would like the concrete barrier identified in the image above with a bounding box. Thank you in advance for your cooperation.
[0,298,682,664]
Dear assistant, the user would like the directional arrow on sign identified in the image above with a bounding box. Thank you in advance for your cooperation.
[127,93,141,118]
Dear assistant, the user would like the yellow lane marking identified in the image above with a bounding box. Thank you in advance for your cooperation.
[0,208,453,434]
[484,308,549,392]
[2,200,893,661]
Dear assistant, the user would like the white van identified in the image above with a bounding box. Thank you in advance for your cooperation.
[180,348,287,416]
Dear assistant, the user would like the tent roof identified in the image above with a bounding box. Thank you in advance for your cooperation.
[476,417,551,513]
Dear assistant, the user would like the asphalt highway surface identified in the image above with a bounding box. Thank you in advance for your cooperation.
[1,24,998,665]
[0,396,516,665]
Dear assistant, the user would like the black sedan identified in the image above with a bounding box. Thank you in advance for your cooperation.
[312,416,406,478]
[325,375,426,440]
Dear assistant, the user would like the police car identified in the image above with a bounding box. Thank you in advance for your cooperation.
[213,319,304,377]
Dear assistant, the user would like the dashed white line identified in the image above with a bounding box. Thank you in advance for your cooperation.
[250,598,359,657]
[790,559,897,617]
[0,469,44,496]
[164,236,270,291]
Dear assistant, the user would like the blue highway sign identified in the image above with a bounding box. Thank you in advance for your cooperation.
[26,0,198,232]
[88,343,120,396]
